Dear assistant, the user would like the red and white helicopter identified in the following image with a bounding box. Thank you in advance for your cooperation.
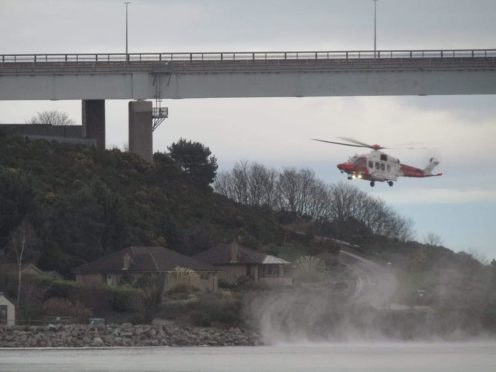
[312,137,442,187]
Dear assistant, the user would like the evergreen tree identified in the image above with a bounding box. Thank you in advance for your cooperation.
[168,139,218,189]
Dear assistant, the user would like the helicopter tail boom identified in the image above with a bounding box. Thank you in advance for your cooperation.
[400,158,442,178]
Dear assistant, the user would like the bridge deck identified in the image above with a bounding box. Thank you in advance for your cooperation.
[1,49,495,75]
[1,49,496,100]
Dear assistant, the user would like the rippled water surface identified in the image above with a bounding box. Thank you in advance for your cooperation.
[1,343,495,372]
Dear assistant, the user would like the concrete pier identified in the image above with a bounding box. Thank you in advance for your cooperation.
[82,99,105,150]
[129,100,153,162]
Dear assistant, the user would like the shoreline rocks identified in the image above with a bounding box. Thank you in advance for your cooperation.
[0,323,262,348]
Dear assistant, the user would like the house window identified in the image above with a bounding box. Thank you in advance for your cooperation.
[262,265,280,277]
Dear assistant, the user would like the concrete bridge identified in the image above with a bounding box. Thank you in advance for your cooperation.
[1,49,495,160]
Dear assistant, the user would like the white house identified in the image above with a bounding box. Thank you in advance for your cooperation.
[0,292,15,326]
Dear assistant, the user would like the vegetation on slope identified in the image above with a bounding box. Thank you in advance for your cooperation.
[1,132,495,333]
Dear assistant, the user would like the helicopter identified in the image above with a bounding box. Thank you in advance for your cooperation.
[312,137,442,187]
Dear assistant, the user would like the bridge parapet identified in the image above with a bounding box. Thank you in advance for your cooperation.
[1,49,495,75]
[1,48,496,64]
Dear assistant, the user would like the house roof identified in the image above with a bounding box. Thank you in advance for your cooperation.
[0,292,14,306]
[194,243,290,265]
[73,246,218,274]
[0,263,43,275]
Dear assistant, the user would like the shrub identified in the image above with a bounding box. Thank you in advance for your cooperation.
[43,297,93,323]
[192,296,242,327]
[108,285,144,313]
[167,283,197,298]
[38,276,81,299]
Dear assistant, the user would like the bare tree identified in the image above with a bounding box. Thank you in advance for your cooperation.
[215,164,415,241]
[9,218,36,310]
[27,110,76,125]
[214,171,235,199]
[215,161,278,208]
[247,163,278,207]
[276,168,300,213]
[327,182,414,241]
[423,232,443,246]
[231,161,250,205]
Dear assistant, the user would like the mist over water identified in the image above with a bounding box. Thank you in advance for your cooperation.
[245,250,401,344]
[246,287,390,344]
[244,251,492,344]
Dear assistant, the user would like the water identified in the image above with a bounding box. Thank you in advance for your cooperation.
[1,343,495,372]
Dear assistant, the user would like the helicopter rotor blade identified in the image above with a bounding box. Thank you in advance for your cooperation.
[311,138,368,148]
[388,146,429,150]
[388,142,430,150]
[313,137,429,151]
[338,137,387,150]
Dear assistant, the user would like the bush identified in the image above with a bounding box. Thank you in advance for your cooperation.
[108,285,144,313]
[191,295,242,327]
[157,292,243,328]
[43,297,93,323]
[167,283,197,298]
[40,277,81,299]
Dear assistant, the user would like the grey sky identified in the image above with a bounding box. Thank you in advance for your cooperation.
[1,0,495,259]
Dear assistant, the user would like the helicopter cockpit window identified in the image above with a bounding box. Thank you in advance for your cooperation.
[375,162,380,169]
[381,163,385,171]
[353,157,366,167]
[368,161,373,168]
[380,154,387,161]
[387,164,391,172]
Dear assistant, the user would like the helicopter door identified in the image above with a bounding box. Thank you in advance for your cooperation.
[371,160,387,181]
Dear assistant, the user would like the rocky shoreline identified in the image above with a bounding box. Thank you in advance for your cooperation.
[0,322,261,348]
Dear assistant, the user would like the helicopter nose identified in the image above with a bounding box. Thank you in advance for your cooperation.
[337,162,353,171]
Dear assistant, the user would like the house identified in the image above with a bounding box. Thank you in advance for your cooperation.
[0,263,44,277]
[73,246,220,292]
[0,292,15,326]
[194,242,292,287]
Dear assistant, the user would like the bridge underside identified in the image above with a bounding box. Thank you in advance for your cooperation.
[1,57,496,100]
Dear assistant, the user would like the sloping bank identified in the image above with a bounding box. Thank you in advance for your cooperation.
[0,322,261,348]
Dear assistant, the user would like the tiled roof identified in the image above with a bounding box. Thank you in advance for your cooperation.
[194,243,290,265]
[73,246,218,274]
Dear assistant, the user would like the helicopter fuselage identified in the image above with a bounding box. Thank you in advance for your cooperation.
[337,150,441,186]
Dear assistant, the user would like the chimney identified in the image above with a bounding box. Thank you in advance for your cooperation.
[122,252,131,270]
[229,242,238,263]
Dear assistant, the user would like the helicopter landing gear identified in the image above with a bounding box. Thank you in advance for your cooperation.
[387,181,394,187]
[370,181,375,187]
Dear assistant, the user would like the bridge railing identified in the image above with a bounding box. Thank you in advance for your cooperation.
[1,49,495,64]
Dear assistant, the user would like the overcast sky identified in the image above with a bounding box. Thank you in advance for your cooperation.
[1,0,496,260]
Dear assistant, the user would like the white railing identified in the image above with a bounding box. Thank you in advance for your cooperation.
[1,49,495,64]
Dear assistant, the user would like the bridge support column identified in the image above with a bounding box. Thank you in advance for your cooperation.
[82,99,106,149]
[129,100,153,162]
